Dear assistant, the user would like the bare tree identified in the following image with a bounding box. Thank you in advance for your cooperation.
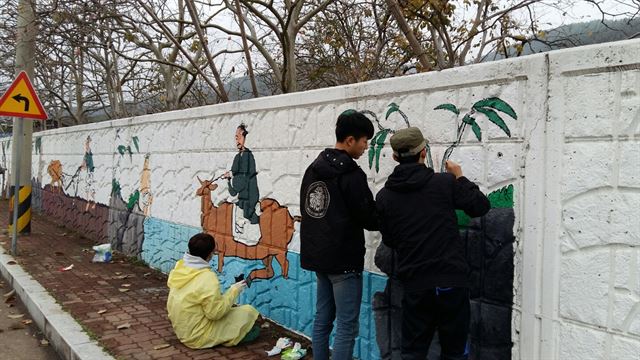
[389,0,640,70]
[208,0,334,93]
[296,0,414,88]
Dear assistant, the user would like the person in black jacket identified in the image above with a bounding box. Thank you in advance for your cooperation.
[300,110,378,360]
[376,127,490,360]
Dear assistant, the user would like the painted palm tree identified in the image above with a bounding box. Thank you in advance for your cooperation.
[435,97,517,172]
[362,103,434,172]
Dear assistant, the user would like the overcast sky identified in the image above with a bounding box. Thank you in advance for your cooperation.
[528,0,638,29]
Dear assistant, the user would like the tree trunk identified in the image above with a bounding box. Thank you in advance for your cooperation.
[71,47,86,124]
[385,0,431,72]
[234,0,259,98]
[282,5,298,93]
[184,0,229,102]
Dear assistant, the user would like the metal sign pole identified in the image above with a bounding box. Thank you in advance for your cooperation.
[11,118,23,256]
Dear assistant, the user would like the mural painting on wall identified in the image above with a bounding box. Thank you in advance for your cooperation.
[363,103,435,172]
[38,133,152,258]
[45,136,96,201]
[196,124,299,284]
[38,135,109,244]
[109,132,152,258]
[368,98,517,360]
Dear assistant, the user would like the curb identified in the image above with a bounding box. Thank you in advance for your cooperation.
[0,244,114,360]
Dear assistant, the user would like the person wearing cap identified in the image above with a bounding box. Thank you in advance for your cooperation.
[375,127,490,360]
[300,110,379,360]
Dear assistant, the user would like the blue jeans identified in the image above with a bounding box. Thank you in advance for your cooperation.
[313,272,363,360]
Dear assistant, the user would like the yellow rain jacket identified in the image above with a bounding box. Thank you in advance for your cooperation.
[167,257,259,348]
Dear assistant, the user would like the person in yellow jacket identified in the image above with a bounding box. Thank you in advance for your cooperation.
[167,233,260,348]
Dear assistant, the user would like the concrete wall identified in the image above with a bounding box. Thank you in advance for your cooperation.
[2,39,638,359]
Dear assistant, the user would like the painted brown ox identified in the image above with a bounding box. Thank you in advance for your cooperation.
[196,177,298,281]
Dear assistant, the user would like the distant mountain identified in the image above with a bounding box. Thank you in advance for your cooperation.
[224,74,275,101]
[488,17,640,60]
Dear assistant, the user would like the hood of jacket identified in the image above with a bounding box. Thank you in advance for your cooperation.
[311,148,358,180]
[167,254,211,290]
[385,163,434,192]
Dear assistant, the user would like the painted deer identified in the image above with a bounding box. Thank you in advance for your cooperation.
[196,176,298,281]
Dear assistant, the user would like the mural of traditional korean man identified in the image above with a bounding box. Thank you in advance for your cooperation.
[223,124,260,237]
[81,135,96,211]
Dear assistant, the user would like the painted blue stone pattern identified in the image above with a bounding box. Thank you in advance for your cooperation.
[141,217,387,360]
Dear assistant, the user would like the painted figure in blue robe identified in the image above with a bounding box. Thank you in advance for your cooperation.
[224,124,259,225]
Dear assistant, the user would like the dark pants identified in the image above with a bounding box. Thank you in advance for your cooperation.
[401,287,470,360]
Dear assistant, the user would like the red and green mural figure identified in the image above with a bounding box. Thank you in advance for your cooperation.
[196,124,299,283]
[196,177,297,283]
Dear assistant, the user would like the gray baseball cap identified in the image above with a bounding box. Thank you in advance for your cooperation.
[390,127,427,157]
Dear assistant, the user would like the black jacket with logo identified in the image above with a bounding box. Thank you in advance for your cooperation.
[376,163,490,290]
[300,149,378,273]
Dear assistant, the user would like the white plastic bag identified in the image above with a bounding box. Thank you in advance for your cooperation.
[92,243,112,263]
[266,337,293,356]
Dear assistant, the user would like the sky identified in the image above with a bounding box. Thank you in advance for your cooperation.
[526,0,639,29]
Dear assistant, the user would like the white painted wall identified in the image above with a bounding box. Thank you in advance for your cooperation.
[3,39,639,359]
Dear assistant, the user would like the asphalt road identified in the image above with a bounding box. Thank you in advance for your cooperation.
[0,279,60,360]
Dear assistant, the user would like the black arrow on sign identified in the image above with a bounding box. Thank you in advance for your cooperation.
[12,93,29,111]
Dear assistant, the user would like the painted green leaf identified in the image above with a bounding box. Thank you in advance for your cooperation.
[35,137,42,154]
[368,131,381,169]
[132,136,140,153]
[376,129,389,146]
[434,103,460,115]
[471,118,482,141]
[374,130,389,172]
[474,107,511,137]
[461,114,474,124]
[117,145,126,156]
[472,97,517,120]
[471,121,481,142]
[461,114,481,141]
[127,190,140,210]
[340,109,357,116]
[368,145,375,169]
[111,179,121,196]
[386,102,400,120]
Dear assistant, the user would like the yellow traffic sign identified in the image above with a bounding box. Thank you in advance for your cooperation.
[0,71,47,120]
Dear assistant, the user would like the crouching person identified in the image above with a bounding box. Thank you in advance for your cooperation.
[167,233,260,348]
